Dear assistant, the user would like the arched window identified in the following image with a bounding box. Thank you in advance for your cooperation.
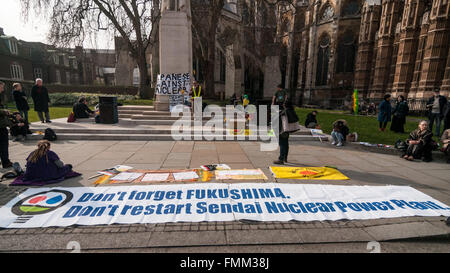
[316,34,330,86]
[337,31,356,73]
[320,4,335,23]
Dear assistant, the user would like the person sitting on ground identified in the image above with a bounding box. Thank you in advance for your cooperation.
[73,97,94,119]
[305,111,320,129]
[441,129,450,164]
[9,112,30,142]
[403,120,434,162]
[22,140,73,184]
[331,119,349,147]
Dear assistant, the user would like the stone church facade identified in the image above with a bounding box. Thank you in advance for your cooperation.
[283,0,450,110]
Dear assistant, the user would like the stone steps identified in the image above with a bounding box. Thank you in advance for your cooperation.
[21,133,327,141]
[26,127,314,136]
[26,105,329,142]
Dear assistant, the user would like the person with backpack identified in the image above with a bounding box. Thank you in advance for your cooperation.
[12,83,30,124]
[21,140,73,185]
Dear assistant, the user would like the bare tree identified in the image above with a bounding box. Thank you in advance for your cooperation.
[191,0,225,98]
[19,0,161,99]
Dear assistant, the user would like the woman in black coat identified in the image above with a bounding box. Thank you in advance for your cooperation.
[390,95,409,133]
[12,83,30,123]
[31,79,51,123]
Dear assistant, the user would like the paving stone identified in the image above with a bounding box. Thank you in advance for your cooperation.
[148,231,226,247]
[297,228,375,243]
[363,221,449,241]
[226,229,303,245]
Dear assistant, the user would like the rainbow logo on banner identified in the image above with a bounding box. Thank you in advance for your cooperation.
[12,190,73,216]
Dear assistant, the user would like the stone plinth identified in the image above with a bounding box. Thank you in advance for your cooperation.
[155,9,193,111]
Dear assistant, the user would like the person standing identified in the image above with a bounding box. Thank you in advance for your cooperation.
[12,83,30,124]
[390,95,409,133]
[378,94,392,132]
[31,78,51,123]
[272,85,289,165]
[272,84,288,107]
[426,89,447,136]
[0,81,13,169]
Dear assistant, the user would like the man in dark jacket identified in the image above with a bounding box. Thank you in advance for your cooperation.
[0,81,13,169]
[31,78,51,123]
[426,89,447,136]
[12,83,30,123]
[73,97,94,119]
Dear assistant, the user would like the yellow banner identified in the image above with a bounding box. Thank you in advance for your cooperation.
[269,166,350,180]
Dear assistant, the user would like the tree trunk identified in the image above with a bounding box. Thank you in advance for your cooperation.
[137,54,153,99]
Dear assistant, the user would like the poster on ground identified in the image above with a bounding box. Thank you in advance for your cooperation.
[0,183,449,228]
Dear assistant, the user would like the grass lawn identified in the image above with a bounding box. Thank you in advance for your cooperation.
[295,108,434,146]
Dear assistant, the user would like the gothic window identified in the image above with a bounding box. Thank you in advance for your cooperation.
[316,34,330,86]
[342,0,360,17]
[320,4,335,23]
[337,31,357,73]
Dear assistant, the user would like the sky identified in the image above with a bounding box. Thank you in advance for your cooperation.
[0,0,114,49]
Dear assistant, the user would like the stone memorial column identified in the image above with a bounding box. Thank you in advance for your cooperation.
[154,0,193,111]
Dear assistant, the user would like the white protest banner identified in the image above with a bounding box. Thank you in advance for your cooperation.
[156,73,191,96]
[1,183,449,228]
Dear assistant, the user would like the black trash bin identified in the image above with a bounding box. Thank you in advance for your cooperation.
[99,96,119,124]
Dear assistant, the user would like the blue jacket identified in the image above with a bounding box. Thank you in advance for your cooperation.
[378,100,392,123]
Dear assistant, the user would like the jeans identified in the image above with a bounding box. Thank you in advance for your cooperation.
[429,113,442,136]
[19,110,28,123]
[0,127,11,167]
[37,111,51,122]
[331,131,344,144]
[278,133,289,161]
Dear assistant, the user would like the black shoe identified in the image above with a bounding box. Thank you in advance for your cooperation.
[45,120,52,123]
[273,160,285,165]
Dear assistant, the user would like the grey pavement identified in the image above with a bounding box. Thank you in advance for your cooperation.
[1,140,449,252]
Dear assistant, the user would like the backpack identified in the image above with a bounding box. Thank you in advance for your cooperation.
[43,128,57,141]
[395,139,407,151]
[67,112,76,123]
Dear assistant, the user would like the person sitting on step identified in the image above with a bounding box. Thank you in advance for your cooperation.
[403,120,434,162]
[10,112,31,142]
[441,128,450,164]
[73,97,94,119]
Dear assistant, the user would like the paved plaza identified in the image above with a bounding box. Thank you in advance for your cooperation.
[0,140,449,252]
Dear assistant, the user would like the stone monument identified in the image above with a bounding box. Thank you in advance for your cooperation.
[154,0,193,111]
